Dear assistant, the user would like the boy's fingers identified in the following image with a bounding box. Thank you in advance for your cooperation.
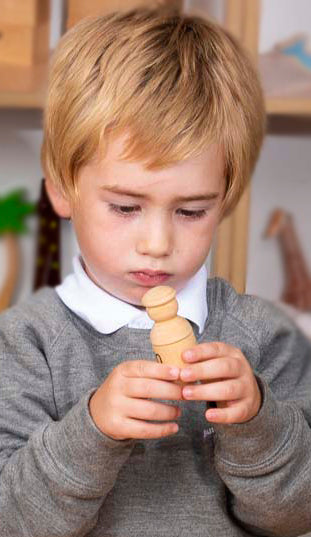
[182,379,243,402]
[205,401,251,424]
[127,378,182,400]
[126,399,181,422]
[121,360,180,381]
[180,357,242,382]
[123,418,179,439]
[182,342,241,362]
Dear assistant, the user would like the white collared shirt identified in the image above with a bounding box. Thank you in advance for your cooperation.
[56,256,208,334]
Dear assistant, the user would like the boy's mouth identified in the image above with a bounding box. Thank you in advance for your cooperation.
[130,270,171,286]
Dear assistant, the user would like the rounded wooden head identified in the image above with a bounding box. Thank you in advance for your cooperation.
[141,286,178,321]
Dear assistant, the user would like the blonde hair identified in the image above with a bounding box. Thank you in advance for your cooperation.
[42,7,265,216]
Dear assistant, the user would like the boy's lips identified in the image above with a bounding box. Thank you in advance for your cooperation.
[130,270,171,286]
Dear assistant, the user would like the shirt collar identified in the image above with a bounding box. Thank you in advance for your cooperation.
[56,255,208,334]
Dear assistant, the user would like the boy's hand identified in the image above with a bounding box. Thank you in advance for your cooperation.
[180,342,261,424]
[89,361,182,441]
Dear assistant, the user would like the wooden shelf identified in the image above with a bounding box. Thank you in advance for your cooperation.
[266,97,311,116]
[259,51,311,117]
[0,49,310,118]
[0,59,48,109]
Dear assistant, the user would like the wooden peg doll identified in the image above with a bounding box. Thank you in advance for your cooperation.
[141,285,196,367]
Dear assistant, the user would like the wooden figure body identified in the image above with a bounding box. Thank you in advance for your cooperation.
[141,286,196,367]
[265,209,311,311]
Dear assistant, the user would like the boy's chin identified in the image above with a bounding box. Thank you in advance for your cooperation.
[120,292,148,308]
[104,286,148,308]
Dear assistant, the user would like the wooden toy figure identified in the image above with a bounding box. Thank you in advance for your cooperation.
[265,208,311,311]
[141,285,196,368]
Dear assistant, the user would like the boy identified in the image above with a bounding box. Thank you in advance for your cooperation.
[1,7,311,537]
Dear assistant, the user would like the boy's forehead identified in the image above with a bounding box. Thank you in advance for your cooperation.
[95,133,225,176]
[97,131,223,164]
[95,158,224,195]
[83,135,226,200]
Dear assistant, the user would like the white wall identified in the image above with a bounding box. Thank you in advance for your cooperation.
[0,0,310,305]
[260,0,311,53]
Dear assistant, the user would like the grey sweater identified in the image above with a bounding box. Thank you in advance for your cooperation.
[1,278,311,537]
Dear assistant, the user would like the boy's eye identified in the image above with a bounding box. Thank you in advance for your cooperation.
[109,204,140,216]
[108,204,207,220]
[177,209,207,220]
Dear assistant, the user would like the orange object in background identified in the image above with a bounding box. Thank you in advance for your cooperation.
[265,208,311,312]
[67,0,183,28]
[0,0,50,66]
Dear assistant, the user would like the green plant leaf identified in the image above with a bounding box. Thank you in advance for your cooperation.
[0,189,36,235]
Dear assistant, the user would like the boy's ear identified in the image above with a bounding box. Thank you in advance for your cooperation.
[45,177,72,219]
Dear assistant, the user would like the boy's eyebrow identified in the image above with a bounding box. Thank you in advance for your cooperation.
[101,185,220,202]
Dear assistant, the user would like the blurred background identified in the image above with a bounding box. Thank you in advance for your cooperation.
[0,0,310,339]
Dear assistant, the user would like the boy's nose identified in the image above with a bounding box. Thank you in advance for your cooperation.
[136,217,173,258]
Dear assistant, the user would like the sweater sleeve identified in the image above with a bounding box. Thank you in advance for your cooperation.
[213,300,311,537]
[0,330,134,537]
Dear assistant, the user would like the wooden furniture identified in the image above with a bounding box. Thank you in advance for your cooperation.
[0,0,49,26]
[0,0,50,65]
[211,0,311,292]
[0,0,50,108]
[1,0,309,108]
[0,60,49,108]
[211,0,261,292]
[67,0,183,28]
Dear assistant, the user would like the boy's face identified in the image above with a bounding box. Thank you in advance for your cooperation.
[54,134,225,306]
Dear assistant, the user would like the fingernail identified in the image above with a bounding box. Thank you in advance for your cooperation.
[180,368,192,380]
[183,350,194,360]
[183,387,193,398]
[206,409,218,421]
[169,367,179,378]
